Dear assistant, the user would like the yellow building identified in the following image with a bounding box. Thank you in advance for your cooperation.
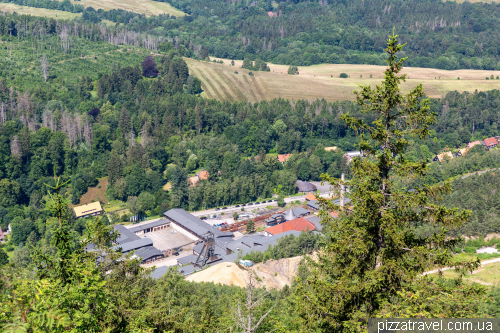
[73,202,104,218]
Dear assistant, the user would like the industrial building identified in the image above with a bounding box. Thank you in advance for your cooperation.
[128,219,170,235]
[164,208,233,241]
[113,224,164,264]
[264,217,316,237]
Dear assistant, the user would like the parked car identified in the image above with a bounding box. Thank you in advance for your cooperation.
[242,204,246,207]
[255,202,260,204]
[248,203,253,206]
[273,199,277,202]
[173,251,179,256]
[222,207,228,210]
[215,208,220,211]
[268,200,273,203]
[235,205,240,207]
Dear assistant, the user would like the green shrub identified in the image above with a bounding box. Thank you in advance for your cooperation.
[339,73,348,78]
[464,246,476,254]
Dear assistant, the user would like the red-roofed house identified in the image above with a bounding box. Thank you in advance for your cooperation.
[277,154,292,164]
[188,170,210,186]
[264,217,316,237]
[483,137,498,149]
[305,193,317,201]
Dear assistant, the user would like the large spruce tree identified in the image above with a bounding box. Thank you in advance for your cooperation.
[294,32,485,331]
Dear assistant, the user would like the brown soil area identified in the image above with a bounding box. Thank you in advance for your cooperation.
[79,177,109,205]
[187,256,304,290]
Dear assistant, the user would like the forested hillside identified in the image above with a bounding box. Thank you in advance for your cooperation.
[1,9,500,330]
[6,0,500,70]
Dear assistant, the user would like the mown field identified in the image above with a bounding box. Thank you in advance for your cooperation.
[186,57,500,102]
[0,3,81,19]
[60,0,185,16]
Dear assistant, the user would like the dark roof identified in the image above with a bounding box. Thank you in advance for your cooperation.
[193,243,204,254]
[150,266,169,279]
[296,180,317,192]
[128,219,170,233]
[290,207,310,216]
[133,246,164,261]
[114,238,154,253]
[333,198,351,206]
[164,209,233,238]
[177,254,199,265]
[306,216,322,231]
[307,200,320,210]
[114,224,141,244]
[271,213,284,218]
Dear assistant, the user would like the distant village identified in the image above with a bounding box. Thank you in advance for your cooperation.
[432,137,497,162]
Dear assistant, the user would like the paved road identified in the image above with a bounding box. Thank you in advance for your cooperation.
[423,257,500,275]
[189,192,334,218]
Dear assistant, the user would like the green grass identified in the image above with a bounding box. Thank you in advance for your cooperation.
[57,0,186,16]
[0,3,81,19]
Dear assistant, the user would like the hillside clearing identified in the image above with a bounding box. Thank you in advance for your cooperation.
[186,57,500,102]
[0,3,80,19]
[79,177,109,205]
[58,0,186,16]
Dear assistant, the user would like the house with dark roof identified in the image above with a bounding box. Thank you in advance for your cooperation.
[164,208,233,241]
[264,217,316,237]
[112,224,164,264]
[296,180,316,193]
[483,137,499,150]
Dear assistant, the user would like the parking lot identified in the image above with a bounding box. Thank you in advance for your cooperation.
[138,227,194,251]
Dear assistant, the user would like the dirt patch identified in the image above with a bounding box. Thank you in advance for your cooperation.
[187,256,304,290]
[79,177,109,205]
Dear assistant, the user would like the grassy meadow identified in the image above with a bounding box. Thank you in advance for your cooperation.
[59,0,185,16]
[187,57,500,102]
[0,3,81,19]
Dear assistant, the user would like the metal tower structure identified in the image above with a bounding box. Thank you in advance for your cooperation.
[193,232,217,268]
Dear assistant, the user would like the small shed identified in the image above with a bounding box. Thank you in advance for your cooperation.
[296,180,317,193]
[73,202,104,218]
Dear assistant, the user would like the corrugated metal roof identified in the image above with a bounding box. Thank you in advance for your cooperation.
[306,216,322,231]
[164,208,233,238]
[133,246,164,261]
[114,224,141,244]
[177,254,198,265]
[128,219,170,233]
[114,238,153,253]
[150,266,169,279]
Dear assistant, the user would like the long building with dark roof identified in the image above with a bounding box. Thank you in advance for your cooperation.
[113,224,164,264]
[164,208,233,241]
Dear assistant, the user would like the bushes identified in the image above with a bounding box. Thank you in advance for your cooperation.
[339,73,348,78]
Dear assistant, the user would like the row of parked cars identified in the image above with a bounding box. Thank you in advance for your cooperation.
[214,200,277,211]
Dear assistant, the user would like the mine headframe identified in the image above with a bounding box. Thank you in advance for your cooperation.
[193,231,217,268]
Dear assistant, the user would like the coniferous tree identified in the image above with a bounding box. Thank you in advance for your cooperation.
[294,32,485,331]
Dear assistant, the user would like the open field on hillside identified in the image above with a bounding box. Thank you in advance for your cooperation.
[186,57,500,102]
[0,3,81,19]
[79,177,109,205]
[59,0,185,16]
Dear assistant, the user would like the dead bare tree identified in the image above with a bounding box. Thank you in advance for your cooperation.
[41,54,49,82]
[232,271,276,333]
[0,102,6,124]
[10,135,21,157]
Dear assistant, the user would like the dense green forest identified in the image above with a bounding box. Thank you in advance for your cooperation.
[2,11,500,246]
[7,0,500,69]
[1,16,500,330]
